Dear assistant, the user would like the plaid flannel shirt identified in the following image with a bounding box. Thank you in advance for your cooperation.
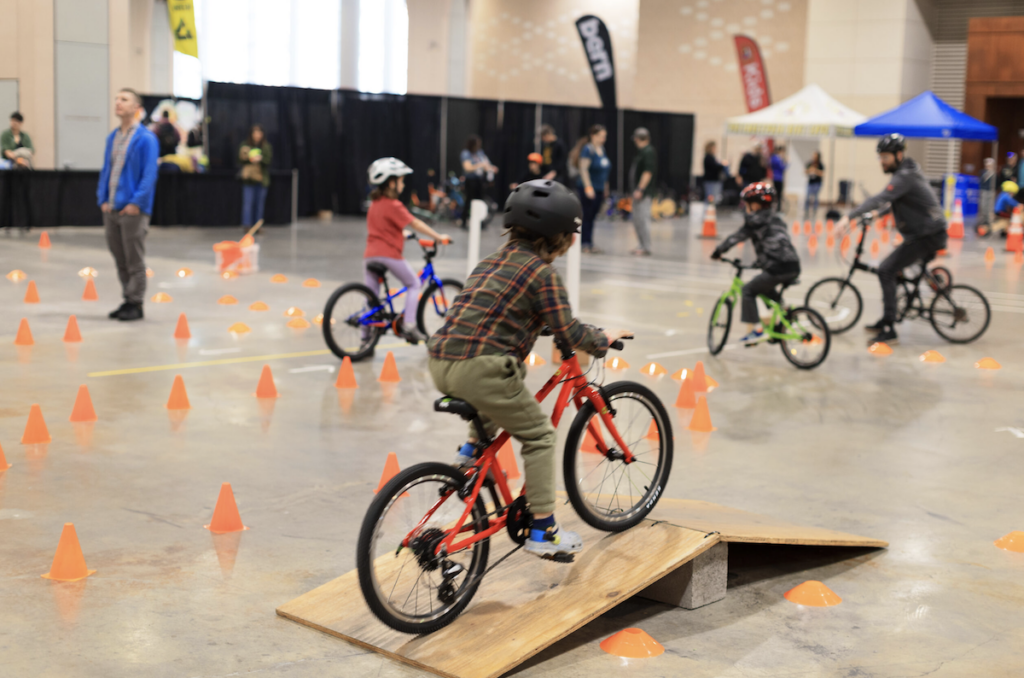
[428,241,608,362]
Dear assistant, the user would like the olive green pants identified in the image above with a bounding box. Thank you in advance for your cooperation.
[429,355,557,513]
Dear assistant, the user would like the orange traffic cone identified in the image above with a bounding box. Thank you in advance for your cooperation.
[784,580,842,606]
[378,351,401,383]
[14,318,34,346]
[63,315,82,343]
[600,628,665,658]
[701,197,717,237]
[581,426,606,454]
[41,523,95,582]
[881,229,890,244]
[826,219,834,233]
[791,221,800,236]
[374,452,403,493]
[815,220,823,235]
[947,199,964,239]
[645,419,660,441]
[1007,206,1023,253]
[38,231,51,249]
[0,442,11,471]
[692,361,709,391]
[255,364,279,398]
[166,375,191,410]
[525,352,547,367]
[335,356,358,389]
[69,385,97,423]
[497,439,521,480]
[22,404,51,444]
[803,220,812,235]
[82,278,99,301]
[840,234,850,253]
[808,233,818,253]
[687,396,716,432]
[174,313,191,339]
[24,280,40,303]
[826,234,835,249]
[674,375,697,408]
[984,247,995,263]
[670,367,687,381]
[205,482,248,533]
[870,240,880,257]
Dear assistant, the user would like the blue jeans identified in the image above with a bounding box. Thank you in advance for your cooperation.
[578,188,604,248]
[704,181,723,204]
[242,183,268,227]
[804,182,821,221]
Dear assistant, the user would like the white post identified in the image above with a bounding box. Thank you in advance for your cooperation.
[566,232,581,312]
[290,168,299,231]
[466,199,486,279]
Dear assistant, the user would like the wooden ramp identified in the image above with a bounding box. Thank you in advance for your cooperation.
[276,502,885,678]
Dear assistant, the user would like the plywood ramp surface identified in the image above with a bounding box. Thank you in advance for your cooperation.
[277,511,716,678]
[650,499,889,548]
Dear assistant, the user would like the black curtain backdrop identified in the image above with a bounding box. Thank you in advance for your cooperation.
[541,104,620,194]
[622,110,695,200]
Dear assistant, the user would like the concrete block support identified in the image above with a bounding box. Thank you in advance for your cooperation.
[640,540,727,610]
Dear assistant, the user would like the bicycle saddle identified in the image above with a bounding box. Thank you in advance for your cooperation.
[366,262,389,279]
[434,396,478,420]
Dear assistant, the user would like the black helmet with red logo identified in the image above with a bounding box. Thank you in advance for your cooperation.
[739,182,776,208]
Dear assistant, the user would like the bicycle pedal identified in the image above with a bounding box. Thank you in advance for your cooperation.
[542,552,576,563]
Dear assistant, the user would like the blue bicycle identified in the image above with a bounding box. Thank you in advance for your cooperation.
[322,234,462,361]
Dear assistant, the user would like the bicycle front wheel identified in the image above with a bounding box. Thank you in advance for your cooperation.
[707,296,733,355]
[356,462,490,635]
[564,381,673,532]
[778,307,831,370]
[322,283,384,361]
[804,277,862,333]
[417,278,463,338]
[929,284,991,343]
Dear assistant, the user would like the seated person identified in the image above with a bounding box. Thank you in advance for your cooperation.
[990,181,1020,237]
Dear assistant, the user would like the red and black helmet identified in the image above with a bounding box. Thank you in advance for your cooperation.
[740,182,776,207]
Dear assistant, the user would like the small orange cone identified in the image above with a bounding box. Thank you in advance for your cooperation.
[228,322,251,334]
[21,404,51,444]
[6,269,27,281]
[526,352,546,367]
[984,247,995,262]
[826,219,834,233]
[826,234,835,249]
[69,385,98,423]
[302,278,321,288]
[0,442,11,471]
[270,274,288,283]
[599,628,664,658]
[691,361,709,391]
[687,396,716,432]
[249,301,269,311]
[374,452,403,493]
[784,580,842,606]
[791,221,800,236]
[674,376,697,408]
[312,313,325,326]
[994,531,1024,553]
[1016,248,1024,265]
[82,278,99,301]
[286,317,311,329]
[335,356,358,389]
[205,482,248,533]
[284,306,304,317]
[815,220,823,235]
[151,292,172,303]
[974,357,1001,370]
[38,231,51,249]
[221,270,238,280]
[174,313,191,339]
[870,240,880,257]
[59,315,82,343]
[581,426,606,454]
[868,342,892,356]
[670,367,688,382]
[497,439,521,480]
[24,280,40,303]
[808,233,818,252]
[176,267,193,278]
[255,364,279,398]
[604,356,629,370]
[166,375,191,410]
[218,295,238,305]
[645,420,660,441]
[379,351,401,383]
[640,361,667,377]
[14,318,34,346]
[840,234,850,252]
[803,220,812,235]
[705,375,719,391]
[41,524,95,582]
[919,350,945,363]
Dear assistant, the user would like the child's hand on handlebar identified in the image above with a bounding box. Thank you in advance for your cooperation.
[604,329,633,345]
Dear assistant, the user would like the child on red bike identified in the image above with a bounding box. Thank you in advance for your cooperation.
[427,180,630,559]
[365,157,449,344]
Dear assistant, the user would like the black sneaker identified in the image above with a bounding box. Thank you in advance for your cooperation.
[402,326,427,345]
[109,302,129,319]
[118,303,144,321]
[868,326,898,346]
[864,318,887,333]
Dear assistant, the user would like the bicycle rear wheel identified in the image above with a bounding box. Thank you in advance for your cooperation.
[323,283,384,361]
[564,381,673,532]
[357,462,490,635]
[417,278,463,338]
[707,296,733,355]
[778,307,831,369]
[929,284,990,343]
[804,277,862,333]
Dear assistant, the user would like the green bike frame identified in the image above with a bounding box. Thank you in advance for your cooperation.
[712,275,804,341]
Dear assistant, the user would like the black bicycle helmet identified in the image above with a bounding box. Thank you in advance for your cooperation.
[503,179,582,236]
[739,181,776,207]
[876,133,906,154]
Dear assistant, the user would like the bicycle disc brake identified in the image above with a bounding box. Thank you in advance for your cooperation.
[505,496,532,546]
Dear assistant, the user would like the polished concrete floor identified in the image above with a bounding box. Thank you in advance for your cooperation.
[2,209,1022,677]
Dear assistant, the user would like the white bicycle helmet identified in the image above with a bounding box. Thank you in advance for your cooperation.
[368,157,413,185]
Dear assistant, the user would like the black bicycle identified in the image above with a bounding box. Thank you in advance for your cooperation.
[805,215,990,343]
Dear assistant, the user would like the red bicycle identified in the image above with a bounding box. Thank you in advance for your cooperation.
[356,334,673,634]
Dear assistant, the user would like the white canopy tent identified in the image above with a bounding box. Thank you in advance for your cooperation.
[723,83,868,206]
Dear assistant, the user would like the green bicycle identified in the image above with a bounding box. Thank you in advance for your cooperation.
[708,258,832,369]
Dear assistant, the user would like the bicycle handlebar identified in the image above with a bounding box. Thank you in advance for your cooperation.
[539,326,632,351]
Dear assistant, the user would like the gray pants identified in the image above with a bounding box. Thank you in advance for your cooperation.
[363,257,421,327]
[104,211,149,304]
[742,270,799,323]
[632,196,653,252]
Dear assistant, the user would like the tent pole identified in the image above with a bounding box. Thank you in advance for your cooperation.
[947,138,954,177]
[828,132,836,207]
[847,134,855,206]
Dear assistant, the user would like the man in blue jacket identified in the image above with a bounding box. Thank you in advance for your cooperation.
[97,88,158,321]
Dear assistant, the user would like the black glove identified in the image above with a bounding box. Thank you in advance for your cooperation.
[710,249,722,260]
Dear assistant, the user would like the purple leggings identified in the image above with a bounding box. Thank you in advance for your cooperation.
[364,257,422,328]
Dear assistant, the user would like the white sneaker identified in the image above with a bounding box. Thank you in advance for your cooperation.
[524,524,583,561]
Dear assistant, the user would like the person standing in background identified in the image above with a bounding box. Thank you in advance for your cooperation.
[460,134,498,211]
[770,145,787,212]
[702,140,727,204]
[998,152,1018,186]
[572,124,611,254]
[976,157,996,233]
[739,143,767,187]
[539,125,566,184]
[629,127,657,256]
[805,151,825,221]
[155,110,181,158]
[239,124,272,231]
[97,88,159,322]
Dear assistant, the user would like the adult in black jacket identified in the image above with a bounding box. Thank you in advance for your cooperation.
[738,144,767,186]
[702,140,728,203]
[539,125,567,185]
[837,133,947,346]
[712,182,800,344]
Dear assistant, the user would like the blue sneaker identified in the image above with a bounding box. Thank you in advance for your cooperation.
[453,442,476,467]
[739,329,765,345]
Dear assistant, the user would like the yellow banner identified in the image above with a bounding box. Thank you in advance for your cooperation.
[167,1,198,58]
